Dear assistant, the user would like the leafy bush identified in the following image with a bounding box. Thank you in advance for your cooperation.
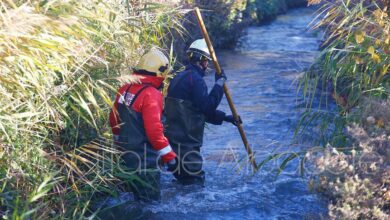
[256,0,287,21]
[247,0,307,23]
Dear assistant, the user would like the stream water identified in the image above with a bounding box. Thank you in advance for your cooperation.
[99,7,328,220]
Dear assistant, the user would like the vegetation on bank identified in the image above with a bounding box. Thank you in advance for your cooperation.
[246,0,308,22]
[300,0,389,218]
[0,0,183,219]
[307,99,390,219]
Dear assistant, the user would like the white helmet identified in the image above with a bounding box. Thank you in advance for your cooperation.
[134,48,170,77]
[187,39,211,61]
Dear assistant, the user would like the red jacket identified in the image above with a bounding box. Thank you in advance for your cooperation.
[109,73,176,163]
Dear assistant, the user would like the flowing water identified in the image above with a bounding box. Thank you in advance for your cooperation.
[99,7,328,219]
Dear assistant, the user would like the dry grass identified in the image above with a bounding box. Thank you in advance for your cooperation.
[0,0,183,219]
[308,99,390,219]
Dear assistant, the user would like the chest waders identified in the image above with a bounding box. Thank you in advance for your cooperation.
[164,97,206,185]
[117,85,160,201]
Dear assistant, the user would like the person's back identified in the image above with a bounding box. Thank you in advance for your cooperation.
[109,48,177,201]
[165,39,240,185]
[167,66,195,101]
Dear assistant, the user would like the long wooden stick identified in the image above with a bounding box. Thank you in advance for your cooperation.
[194,7,258,171]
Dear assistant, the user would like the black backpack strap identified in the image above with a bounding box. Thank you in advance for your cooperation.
[123,84,132,103]
[129,85,151,107]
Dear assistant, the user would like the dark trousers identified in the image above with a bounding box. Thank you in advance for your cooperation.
[172,145,205,185]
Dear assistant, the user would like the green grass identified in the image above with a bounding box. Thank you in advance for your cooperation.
[299,0,389,136]
[291,0,389,186]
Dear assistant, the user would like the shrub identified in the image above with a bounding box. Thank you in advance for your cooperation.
[308,99,390,219]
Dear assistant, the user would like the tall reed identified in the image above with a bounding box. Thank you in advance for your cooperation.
[0,0,183,219]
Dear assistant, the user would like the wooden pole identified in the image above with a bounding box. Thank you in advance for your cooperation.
[194,7,258,171]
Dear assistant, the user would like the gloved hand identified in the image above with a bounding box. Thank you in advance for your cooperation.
[167,157,179,173]
[215,69,227,86]
[223,115,242,126]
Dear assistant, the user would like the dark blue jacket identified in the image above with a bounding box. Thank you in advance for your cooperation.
[167,64,226,125]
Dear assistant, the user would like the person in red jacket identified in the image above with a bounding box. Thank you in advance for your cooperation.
[109,48,177,201]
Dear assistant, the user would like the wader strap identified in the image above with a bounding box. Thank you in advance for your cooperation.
[123,84,132,103]
[130,85,151,107]
[123,84,152,108]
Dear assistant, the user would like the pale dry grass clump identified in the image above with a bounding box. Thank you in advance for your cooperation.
[361,98,390,135]
[308,99,390,219]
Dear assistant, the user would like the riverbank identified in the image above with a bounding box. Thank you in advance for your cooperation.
[302,0,389,218]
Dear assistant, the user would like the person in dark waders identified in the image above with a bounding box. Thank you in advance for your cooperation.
[109,48,178,202]
[164,39,241,186]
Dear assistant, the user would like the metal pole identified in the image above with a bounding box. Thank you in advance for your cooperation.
[194,7,258,171]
